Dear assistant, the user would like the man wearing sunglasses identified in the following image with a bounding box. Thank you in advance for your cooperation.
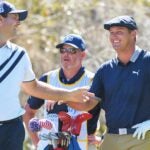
[24,34,101,150]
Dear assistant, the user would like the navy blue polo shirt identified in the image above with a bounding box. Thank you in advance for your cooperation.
[89,47,150,129]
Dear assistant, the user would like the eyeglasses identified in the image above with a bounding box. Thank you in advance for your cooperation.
[59,47,79,54]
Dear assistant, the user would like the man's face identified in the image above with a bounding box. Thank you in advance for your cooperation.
[60,44,85,71]
[0,13,20,40]
[109,26,136,53]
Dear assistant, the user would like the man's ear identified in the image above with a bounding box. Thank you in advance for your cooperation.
[81,51,87,59]
[131,30,137,41]
[131,30,137,37]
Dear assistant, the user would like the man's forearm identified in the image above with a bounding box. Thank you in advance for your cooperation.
[67,98,99,111]
[23,104,39,146]
[22,80,86,103]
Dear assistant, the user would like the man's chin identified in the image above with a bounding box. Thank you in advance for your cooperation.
[113,46,121,51]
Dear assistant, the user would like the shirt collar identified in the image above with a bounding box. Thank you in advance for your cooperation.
[130,46,142,62]
[0,41,13,50]
[116,46,142,64]
[6,41,12,49]
[59,67,85,84]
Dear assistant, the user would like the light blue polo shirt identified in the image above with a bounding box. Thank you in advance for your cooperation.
[0,41,35,121]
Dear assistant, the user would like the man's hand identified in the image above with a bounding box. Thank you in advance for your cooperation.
[66,88,100,111]
[69,87,90,103]
[88,134,104,146]
[46,100,64,111]
[132,120,150,140]
[70,86,101,103]
[46,100,57,111]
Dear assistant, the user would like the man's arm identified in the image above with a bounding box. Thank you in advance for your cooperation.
[66,94,100,111]
[21,79,86,103]
[23,103,39,147]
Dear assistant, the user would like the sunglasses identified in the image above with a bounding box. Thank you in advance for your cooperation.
[59,47,79,54]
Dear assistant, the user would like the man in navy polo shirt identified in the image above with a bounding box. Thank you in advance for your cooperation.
[68,15,150,150]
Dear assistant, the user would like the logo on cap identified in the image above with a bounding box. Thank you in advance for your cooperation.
[63,35,74,42]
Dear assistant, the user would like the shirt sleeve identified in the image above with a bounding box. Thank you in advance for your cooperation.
[87,102,101,134]
[89,68,104,100]
[88,68,104,134]
[27,74,47,109]
[23,51,35,82]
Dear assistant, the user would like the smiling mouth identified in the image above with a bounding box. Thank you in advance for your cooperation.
[112,40,120,46]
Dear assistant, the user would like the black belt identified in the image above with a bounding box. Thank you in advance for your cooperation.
[0,116,21,124]
[108,128,136,135]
